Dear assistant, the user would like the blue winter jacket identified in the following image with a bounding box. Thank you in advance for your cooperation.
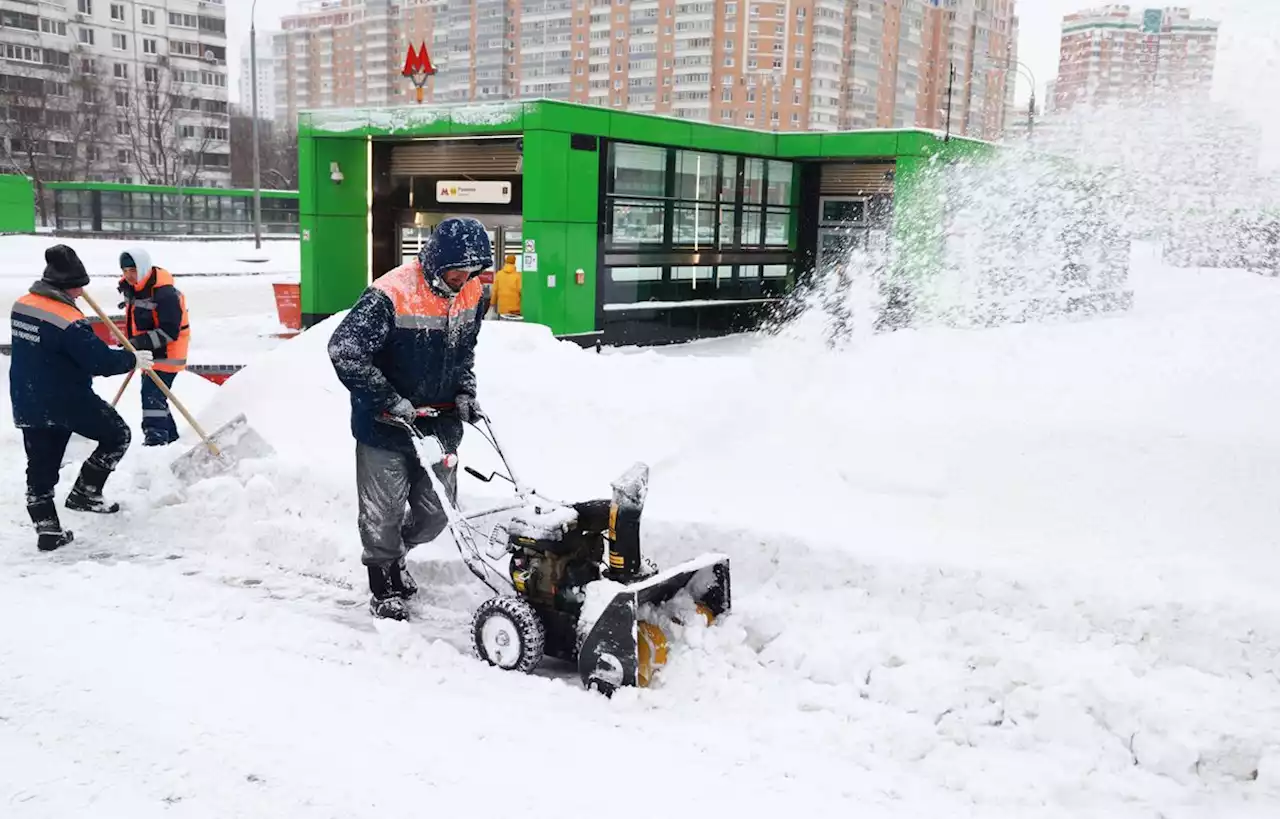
[329,217,493,455]
[9,282,135,429]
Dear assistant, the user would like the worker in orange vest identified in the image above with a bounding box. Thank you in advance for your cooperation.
[492,254,522,318]
[117,247,191,446]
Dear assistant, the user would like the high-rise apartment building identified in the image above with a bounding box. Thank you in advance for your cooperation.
[1053,5,1219,110]
[0,0,231,186]
[238,32,277,121]
[275,0,1018,139]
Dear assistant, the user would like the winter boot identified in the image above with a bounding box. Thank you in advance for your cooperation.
[65,462,121,514]
[394,557,418,598]
[367,564,409,621]
[27,500,74,552]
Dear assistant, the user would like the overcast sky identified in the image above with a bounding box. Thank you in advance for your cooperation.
[228,0,1279,128]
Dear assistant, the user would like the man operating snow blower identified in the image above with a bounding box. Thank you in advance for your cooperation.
[328,217,493,621]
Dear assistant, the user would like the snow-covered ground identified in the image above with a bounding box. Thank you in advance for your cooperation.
[0,235,300,362]
[2,243,1279,817]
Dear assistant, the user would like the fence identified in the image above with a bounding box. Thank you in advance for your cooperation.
[47,182,299,236]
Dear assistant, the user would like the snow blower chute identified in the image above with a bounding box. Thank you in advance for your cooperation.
[383,409,731,696]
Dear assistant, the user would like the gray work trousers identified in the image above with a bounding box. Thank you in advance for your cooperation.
[355,441,458,567]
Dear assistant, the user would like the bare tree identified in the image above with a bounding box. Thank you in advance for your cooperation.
[230,114,298,190]
[0,63,112,225]
[123,63,219,187]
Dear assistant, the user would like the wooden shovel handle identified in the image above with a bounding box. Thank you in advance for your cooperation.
[81,291,220,456]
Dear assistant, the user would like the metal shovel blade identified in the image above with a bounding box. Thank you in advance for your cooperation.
[169,413,275,483]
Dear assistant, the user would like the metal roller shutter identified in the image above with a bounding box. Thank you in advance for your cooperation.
[390,139,523,177]
[819,162,896,196]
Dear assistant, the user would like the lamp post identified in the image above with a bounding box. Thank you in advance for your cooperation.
[249,0,263,250]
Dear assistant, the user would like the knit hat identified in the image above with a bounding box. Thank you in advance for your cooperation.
[42,245,90,290]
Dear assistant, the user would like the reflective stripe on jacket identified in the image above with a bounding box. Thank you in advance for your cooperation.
[327,260,485,455]
[9,283,135,429]
[120,266,190,372]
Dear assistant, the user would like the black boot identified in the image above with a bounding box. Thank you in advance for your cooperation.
[65,462,120,514]
[394,557,418,598]
[27,500,74,552]
[367,564,408,621]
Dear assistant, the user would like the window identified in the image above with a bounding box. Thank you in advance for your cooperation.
[143,39,157,55]
[112,33,128,51]
[110,3,125,21]
[609,143,666,198]
[78,29,95,46]
[113,63,128,79]
[41,18,67,36]
[141,9,156,26]
[78,0,93,14]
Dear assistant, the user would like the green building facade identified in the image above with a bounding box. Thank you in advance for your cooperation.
[296,99,992,345]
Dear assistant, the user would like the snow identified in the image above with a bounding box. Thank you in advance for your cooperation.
[0,235,300,279]
[0,235,299,362]
[507,503,580,540]
[304,101,520,134]
[5,245,1280,813]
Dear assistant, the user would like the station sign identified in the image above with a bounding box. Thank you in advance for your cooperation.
[436,181,512,205]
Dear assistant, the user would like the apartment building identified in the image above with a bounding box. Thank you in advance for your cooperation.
[274,0,1017,139]
[0,0,231,186]
[238,31,277,120]
[1054,5,1219,110]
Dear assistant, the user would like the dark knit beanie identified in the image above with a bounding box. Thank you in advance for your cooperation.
[42,245,90,289]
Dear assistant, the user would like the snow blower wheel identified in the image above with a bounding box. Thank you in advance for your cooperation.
[472,595,546,675]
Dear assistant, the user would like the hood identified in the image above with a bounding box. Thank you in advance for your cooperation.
[120,246,155,286]
[417,217,494,296]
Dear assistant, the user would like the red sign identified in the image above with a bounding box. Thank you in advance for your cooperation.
[402,43,436,77]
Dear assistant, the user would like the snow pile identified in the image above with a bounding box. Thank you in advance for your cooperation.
[4,248,1280,814]
[0,235,300,279]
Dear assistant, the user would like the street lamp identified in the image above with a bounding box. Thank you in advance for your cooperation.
[985,53,1038,140]
[249,0,263,250]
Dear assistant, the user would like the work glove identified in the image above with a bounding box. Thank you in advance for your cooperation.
[133,350,154,371]
[387,396,417,423]
[455,394,484,424]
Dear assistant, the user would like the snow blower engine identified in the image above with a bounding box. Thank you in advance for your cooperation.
[470,463,731,696]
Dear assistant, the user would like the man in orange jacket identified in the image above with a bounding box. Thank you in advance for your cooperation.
[492,254,522,318]
[117,247,191,446]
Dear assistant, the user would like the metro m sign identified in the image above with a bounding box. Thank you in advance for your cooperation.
[402,43,436,103]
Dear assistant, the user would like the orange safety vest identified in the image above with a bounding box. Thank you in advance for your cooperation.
[123,266,190,373]
[372,260,484,330]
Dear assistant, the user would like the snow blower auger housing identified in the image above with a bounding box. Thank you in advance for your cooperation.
[488,463,732,695]
[382,408,730,696]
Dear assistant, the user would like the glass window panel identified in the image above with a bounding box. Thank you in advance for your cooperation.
[821,198,867,224]
[743,158,765,204]
[673,203,716,246]
[672,266,713,281]
[101,191,123,218]
[765,208,790,246]
[611,267,663,282]
[766,160,792,206]
[719,155,738,202]
[610,143,667,197]
[740,206,764,245]
[609,200,665,245]
[717,204,737,248]
[739,264,760,278]
[762,264,789,278]
[675,150,718,201]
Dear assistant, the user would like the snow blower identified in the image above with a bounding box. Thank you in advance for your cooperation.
[381,409,731,696]
[81,291,275,483]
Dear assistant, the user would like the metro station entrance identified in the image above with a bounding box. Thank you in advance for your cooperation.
[370,135,524,296]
